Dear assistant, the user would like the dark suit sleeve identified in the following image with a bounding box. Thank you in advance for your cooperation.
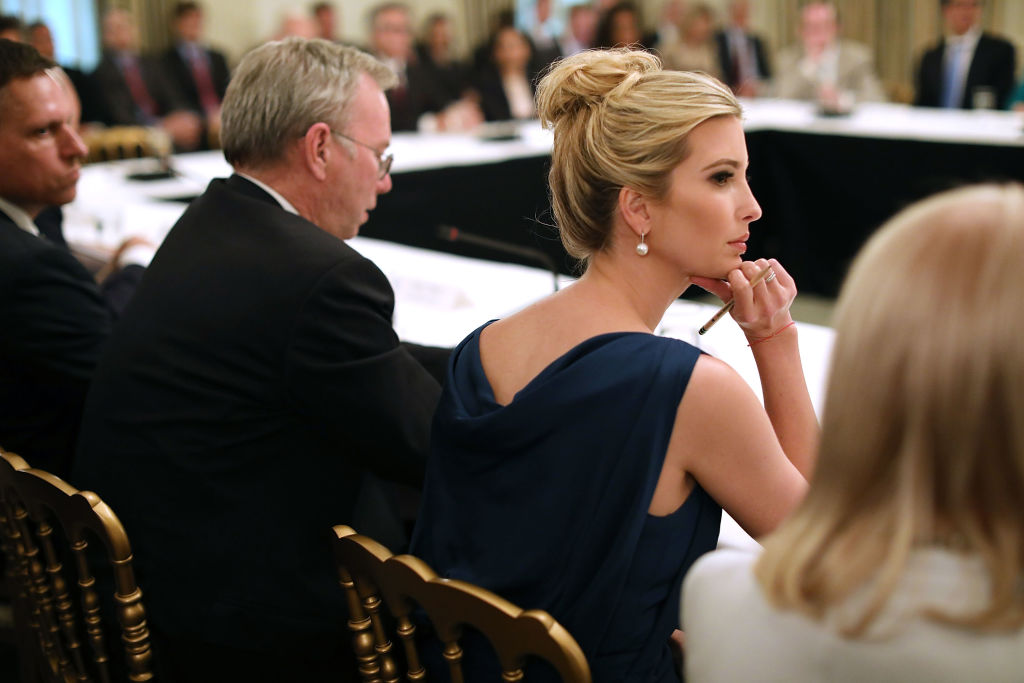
[755,36,771,79]
[992,40,1016,110]
[915,47,941,107]
[210,50,231,101]
[98,264,144,320]
[284,256,441,486]
[144,56,190,115]
[8,246,111,381]
[401,342,451,386]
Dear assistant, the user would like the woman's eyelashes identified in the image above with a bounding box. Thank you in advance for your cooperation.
[710,170,734,186]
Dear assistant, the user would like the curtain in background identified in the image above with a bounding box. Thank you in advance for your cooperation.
[463,0,513,54]
[2,0,99,68]
[124,0,174,52]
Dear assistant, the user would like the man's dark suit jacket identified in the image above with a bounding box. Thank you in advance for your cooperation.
[714,30,771,90]
[915,33,1016,109]
[73,175,444,663]
[383,56,461,132]
[0,209,141,476]
[88,51,188,125]
[159,43,230,114]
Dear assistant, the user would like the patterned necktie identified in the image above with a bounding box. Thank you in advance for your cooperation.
[121,56,158,121]
[189,47,220,114]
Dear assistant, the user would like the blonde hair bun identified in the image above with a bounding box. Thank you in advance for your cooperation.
[535,47,739,262]
[537,48,662,129]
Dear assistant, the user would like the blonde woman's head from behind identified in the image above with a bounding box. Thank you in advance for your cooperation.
[535,48,740,263]
[759,183,1024,635]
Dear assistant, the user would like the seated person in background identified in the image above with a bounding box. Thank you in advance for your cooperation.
[715,0,772,97]
[650,0,687,51]
[370,2,481,132]
[526,0,561,75]
[73,38,447,683]
[160,2,230,145]
[270,10,317,40]
[0,40,148,477]
[27,20,99,127]
[559,3,598,57]
[593,1,647,50]
[661,4,722,79]
[89,8,202,151]
[311,2,339,43]
[412,48,818,683]
[772,1,885,106]
[915,0,1015,110]
[414,13,472,114]
[473,25,537,122]
[683,183,1024,682]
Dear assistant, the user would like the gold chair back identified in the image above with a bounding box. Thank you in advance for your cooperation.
[83,126,172,164]
[0,449,154,681]
[333,525,592,683]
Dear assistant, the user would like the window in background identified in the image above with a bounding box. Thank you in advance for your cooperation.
[519,0,596,39]
[2,0,100,69]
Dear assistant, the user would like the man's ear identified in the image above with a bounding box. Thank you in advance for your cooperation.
[300,123,332,181]
[617,185,652,238]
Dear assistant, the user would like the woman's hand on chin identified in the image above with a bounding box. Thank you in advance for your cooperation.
[691,258,797,340]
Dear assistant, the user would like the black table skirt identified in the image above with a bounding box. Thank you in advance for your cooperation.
[352,130,1024,297]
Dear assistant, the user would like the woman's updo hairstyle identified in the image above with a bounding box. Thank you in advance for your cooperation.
[536,48,740,262]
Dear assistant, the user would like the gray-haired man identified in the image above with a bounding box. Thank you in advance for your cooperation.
[75,38,446,681]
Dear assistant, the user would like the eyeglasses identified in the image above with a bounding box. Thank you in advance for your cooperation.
[330,130,393,179]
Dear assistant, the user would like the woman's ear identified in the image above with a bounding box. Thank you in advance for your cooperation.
[617,186,652,238]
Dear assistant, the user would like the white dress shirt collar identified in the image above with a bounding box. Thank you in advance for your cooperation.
[236,173,299,215]
[0,197,40,237]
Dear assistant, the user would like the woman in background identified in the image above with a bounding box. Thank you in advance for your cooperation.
[594,1,646,49]
[473,25,536,122]
[661,4,722,79]
[413,48,817,682]
[683,184,1024,682]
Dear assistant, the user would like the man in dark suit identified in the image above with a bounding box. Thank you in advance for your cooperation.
[915,0,1015,109]
[715,0,772,97]
[0,40,146,476]
[74,38,445,682]
[160,2,230,146]
[90,8,202,150]
[369,3,481,132]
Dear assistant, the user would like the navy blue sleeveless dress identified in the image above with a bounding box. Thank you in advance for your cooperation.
[411,323,722,682]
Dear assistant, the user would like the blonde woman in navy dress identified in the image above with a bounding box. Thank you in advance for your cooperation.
[412,48,818,682]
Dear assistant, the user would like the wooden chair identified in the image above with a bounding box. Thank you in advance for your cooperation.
[0,449,154,682]
[333,525,592,683]
[83,126,172,164]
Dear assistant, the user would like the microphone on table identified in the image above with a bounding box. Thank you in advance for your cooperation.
[438,225,561,292]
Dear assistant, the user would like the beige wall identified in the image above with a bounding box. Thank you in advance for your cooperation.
[200,0,462,65]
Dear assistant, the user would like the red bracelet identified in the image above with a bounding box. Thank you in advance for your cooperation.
[747,321,796,347]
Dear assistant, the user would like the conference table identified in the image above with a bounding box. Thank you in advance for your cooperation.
[73,98,1021,546]
[67,139,841,551]
[365,100,1024,297]
[70,98,1024,297]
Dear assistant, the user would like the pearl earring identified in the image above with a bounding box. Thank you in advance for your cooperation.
[636,232,649,256]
